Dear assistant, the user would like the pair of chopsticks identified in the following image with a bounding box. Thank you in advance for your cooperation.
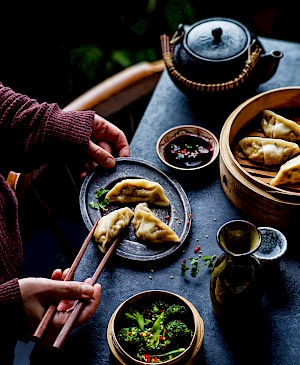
[33,218,120,349]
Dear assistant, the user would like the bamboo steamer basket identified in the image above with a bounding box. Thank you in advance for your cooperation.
[219,86,300,231]
[107,290,204,365]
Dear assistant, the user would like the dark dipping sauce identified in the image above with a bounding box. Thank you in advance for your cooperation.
[163,134,214,168]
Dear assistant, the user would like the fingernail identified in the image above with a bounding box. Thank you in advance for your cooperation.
[106,157,115,168]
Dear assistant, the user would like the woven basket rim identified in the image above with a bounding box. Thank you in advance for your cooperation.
[161,34,262,93]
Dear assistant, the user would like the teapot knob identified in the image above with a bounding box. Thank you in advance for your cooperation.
[212,27,222,43]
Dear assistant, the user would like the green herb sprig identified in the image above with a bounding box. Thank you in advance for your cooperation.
[181,255,216,278]
[88,188,110,210]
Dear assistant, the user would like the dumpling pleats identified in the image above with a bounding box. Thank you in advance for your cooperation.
[132,202,180,243]
[261,110,300,142]
[270,155,300,186]
[105,178,170,206]
[239,136,300,165]
[93,207,134,253]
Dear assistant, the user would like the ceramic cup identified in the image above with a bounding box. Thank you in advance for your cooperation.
[253,227,287,263]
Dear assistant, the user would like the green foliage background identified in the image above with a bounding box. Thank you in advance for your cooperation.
[0,0,297,107]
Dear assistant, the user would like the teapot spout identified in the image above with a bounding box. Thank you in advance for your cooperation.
[257,50,284,84]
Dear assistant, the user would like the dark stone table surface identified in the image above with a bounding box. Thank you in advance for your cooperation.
[32,37,300,365]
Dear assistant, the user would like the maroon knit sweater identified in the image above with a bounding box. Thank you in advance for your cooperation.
[0,82,95,356]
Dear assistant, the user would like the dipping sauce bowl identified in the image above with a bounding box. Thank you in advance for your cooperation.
[156,125,219,174]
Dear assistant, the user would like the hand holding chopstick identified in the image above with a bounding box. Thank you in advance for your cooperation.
[52,235,121,349]
[32,217,121,349]
[33,218,100,341]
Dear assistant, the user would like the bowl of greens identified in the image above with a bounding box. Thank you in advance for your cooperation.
[107,290,204,364]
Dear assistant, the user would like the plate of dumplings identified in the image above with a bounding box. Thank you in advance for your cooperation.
[233,108,300,193]
[79,157,192,261]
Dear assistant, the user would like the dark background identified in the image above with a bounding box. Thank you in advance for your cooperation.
[1,1,298,108]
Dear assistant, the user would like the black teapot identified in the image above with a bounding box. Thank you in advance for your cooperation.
[161,17,283,98]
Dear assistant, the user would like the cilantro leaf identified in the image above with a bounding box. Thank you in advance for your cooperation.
[89,188,110,210]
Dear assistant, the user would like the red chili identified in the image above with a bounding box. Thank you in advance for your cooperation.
[183,258,186,263]
[188,213,193,219]
[144,354,151,363]
[165,215,169,220]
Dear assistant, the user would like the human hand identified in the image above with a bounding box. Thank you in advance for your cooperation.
[80,114,130,179]
[19,269,101,346]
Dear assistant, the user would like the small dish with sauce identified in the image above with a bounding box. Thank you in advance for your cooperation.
[156,125,219,173]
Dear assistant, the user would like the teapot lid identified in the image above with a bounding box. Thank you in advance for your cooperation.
[184,18,251,61]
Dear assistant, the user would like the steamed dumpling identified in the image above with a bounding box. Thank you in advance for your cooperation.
[132,202,180,243]
[94,207,134,253]
[239,136,300,165]
[105,178,170,206]
[270,155,300,186]
[261,110,300,141]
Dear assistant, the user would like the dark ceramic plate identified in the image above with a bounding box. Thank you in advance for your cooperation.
[79,157,191,261]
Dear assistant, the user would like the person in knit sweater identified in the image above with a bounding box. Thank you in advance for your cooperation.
[0,82,130,363]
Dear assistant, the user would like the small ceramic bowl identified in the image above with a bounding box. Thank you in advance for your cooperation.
[253,227,287,262]
[156,125,219,173]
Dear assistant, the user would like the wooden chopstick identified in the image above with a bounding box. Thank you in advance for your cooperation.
[32,218,100,341]
[52,235,121,349]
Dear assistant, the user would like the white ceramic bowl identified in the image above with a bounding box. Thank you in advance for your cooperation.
[253,227,287,262]
[156,125,219,173]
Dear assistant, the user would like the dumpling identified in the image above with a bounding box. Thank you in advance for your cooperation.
[132,202,180,243]
[239,136,300,165]
[261,110,300,141]
[93,207,134,253]
[270,155,300,186]
[105,178,170,206]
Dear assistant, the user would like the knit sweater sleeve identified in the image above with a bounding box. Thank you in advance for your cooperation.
[0,82,95,172]
[0,82,96,348]
[0,174,29,343]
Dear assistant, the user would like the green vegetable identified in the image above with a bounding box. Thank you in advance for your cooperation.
[165,304,187,319]
[145,311,165,351]
[117,300,194,362]
[88,188,110,210]
[149,300,169,316]
[144,348,186,362]
[165,320,193,341]
[125,309,145,331]
[117,327,141,345]
[181,254,216,277]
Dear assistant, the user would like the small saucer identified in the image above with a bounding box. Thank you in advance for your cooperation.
[253,227,287,263]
